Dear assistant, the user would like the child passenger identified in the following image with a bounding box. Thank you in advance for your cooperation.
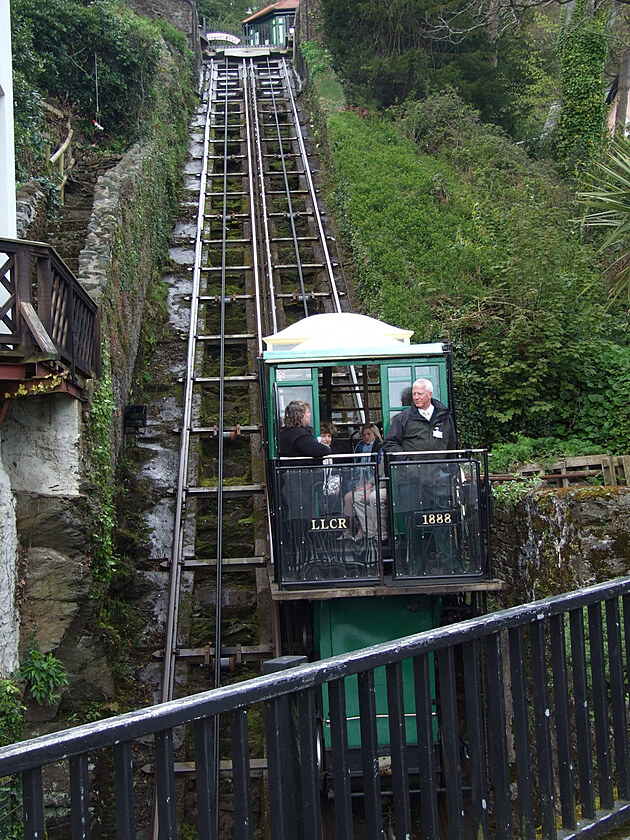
[343,423,382,539]
[320,423,341,505]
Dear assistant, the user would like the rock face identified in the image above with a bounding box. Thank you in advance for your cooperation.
[492,486,630,606]
[2,395,82,495]
[14,491,114,721]
[19,546,90,653]
[0,458,19,675]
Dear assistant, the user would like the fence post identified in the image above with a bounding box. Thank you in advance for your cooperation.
[35,248,53,336]
[262,656,307,840]
[15,244,33,352]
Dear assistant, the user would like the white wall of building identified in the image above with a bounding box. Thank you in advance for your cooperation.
[0,456,19,676]
[0,0,17,239]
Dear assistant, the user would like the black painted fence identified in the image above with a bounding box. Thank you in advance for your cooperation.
[1,578,630,839]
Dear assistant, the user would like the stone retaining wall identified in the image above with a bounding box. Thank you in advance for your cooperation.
[492,486,630,607]
[78,144,149,460]
[77,135,181,462]
[15,182,49,242]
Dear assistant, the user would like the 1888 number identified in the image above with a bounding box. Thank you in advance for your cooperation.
[421,512,452,525]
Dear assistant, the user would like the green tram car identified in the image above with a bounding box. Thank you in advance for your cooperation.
[259,313,502,777]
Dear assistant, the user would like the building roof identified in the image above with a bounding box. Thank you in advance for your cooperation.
[243,0,299,25]
[262,313,444,363]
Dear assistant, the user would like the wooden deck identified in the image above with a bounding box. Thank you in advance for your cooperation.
[0,238,100,400]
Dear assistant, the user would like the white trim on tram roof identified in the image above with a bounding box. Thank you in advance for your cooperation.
[262,314,446,362]
[263,313,413,353]
[262,342,446,363]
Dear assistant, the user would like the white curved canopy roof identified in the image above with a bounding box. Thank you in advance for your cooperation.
[264,313,413,353]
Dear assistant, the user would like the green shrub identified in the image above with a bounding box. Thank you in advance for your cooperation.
[489,435,605,473]
[20,644,69,706]
[12,0,162,141]
[0,679,23,839]
[0,680,22,746]
[10,0,195,179]
[321,90,629,452]
[492,476,544,509]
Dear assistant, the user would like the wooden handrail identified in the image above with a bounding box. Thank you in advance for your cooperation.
[49,126,73,164]
[48,118,75,202]
[0,237,100,379]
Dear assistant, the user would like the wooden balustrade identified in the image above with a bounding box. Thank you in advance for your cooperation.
[0,238,100,380]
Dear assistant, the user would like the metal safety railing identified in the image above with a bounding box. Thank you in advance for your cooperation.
[271,451,492,586]
[1,577,630,839]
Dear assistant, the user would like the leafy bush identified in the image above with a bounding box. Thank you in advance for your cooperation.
[10,0,191,158]
[491,476,544,508]
[317,88,629,452]
[0,680,23,838]
[489,435,605,473]
[20,644,69,706]
[0,680,22,746]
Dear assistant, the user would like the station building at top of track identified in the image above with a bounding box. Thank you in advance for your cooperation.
[242,0,298,48]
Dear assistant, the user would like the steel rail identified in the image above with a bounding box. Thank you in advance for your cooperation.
[281,57,342,313]
[262,56,310,318]
[150,54,217,840]
[210,55,246,840]
[244,60,278,619]
[243,62,264,355]
[280,57,366,422]
[161,61,215,706]
[249,59,279,335]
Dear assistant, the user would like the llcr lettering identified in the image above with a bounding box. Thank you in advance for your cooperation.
[309,517,348,531]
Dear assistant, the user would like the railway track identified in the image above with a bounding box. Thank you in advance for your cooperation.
[153,50,348,836]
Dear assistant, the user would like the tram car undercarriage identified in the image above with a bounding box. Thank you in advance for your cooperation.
[259,312,503,782]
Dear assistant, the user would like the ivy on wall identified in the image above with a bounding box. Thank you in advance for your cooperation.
[87,346,117,585]
[554,4,609,176]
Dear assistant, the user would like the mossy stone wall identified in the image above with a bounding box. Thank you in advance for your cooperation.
[492,487,630,607]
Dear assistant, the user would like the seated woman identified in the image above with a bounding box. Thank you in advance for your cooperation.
[279,401,331,460]
[342,423,382,538]
[278,401,331,576]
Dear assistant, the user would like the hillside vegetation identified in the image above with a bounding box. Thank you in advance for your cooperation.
[301,42,630,463]
[11,0,195,183]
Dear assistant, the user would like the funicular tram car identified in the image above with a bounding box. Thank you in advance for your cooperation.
[259,313,500,780]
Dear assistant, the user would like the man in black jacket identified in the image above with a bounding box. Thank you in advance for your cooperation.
[382,379,456,454]
[383,379,459,574]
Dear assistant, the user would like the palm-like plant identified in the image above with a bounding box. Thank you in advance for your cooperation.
[579,137,630,303]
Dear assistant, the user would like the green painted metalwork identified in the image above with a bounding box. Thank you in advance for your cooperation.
[315,595,441,748]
